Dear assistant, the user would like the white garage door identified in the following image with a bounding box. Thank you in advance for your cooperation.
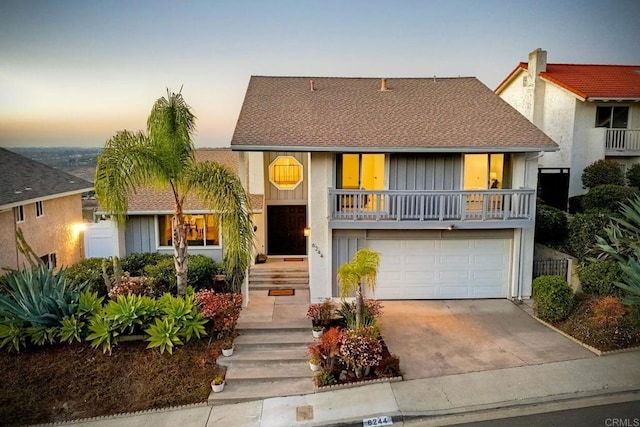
[367,237,511,299]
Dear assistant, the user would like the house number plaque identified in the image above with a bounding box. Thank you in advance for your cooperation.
[363,415,393,426]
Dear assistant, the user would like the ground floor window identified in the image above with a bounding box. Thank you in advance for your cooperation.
[40,253,57,268]
[158,214,220,247]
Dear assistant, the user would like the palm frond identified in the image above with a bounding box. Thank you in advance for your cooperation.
[94,131,162,222]
[147,88,196,182]
[187,161,254,292]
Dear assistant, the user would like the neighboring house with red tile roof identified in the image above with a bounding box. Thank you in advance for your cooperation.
[0,147,93,274]
[495,48,640,209]
[232,76,557,301]
[90,148,264,261]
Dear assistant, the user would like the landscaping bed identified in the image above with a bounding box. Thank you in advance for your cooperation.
[554,294,640,352]
[0,339,223,426]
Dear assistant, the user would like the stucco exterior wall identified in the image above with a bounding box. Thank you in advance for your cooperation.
[308,152,333,302]
[0,209,19,273]
[498,71,534,122]
[13,195,85,271]
[537,83,577,170]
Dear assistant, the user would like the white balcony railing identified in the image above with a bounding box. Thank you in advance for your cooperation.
[605,129,640,153]
[329,189,535,224]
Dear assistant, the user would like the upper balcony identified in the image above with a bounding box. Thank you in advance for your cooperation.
[328,189,536,229]
[604,129,640,156]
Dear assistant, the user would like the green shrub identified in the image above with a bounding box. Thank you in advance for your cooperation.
[535,204,568,244]
[0,265,90,327]
[187,255,217,291]
[65,257,111,295]
[626,164,640,189]
[578,259,624,297]
[582,185,638,213]
[532,275,574,322]
[582,159,624,189]
[143,258,177,295]
[568,195,585,214]
[566,212,610,260]
[121,252,171,276]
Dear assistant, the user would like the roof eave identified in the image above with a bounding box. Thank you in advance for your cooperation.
[539,75,587,101]
[231,144,558,153]
[0,187,94,211]
[586,97,640,103]
[495,63,527,94]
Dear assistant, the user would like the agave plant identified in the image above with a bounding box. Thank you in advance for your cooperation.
[0,265,90,326]
[597,194,640,305]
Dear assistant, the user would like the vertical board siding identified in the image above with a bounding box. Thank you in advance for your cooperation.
[264,152,308,202]
[125,215,155,254]
[389,154,461,191]
[331,230,367,296]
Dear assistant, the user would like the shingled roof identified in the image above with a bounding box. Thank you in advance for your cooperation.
[0,147,93,209]
[107,148,263,213]
[495,63,640,101]
[231,76,557,152]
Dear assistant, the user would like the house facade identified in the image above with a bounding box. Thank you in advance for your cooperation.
[90,148,264,261]
[0,147,93,273]
[232,76,557,301]
[496,49,640,209]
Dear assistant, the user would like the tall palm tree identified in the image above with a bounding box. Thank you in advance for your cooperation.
[337,248,380,328]
[94,88,253,294]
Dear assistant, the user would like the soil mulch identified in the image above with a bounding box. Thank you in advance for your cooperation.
[0,339,221,426]
[553,294,640,352]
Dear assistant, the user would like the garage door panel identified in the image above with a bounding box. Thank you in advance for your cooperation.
[368,237,511,300]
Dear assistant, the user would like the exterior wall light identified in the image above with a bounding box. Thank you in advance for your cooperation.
[303,227,311,237]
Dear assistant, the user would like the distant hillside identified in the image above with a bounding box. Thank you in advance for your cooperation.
[8,147,101,183]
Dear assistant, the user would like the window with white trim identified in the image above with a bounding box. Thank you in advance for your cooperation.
[15,205,24,223]
[35,201,44,218]
[158,214,220,247]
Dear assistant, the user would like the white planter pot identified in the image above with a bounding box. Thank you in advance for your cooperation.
[211,382,225,393]
[312,329,323,338]
[309,361,321,371]
[222,347,234,357]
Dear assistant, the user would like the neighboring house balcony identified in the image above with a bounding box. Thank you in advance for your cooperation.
[604,129,640,156]
[329,189,535,229]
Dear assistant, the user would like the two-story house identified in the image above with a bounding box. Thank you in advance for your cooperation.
[0,147,93,273]
[231,76,557,301]
[496,48,640,209]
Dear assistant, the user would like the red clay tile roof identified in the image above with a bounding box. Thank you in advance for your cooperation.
[496,63,640,100]
[231,76,557,152]
[98,148,262,213]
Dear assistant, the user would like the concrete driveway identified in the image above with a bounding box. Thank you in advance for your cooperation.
[379,299,595,380]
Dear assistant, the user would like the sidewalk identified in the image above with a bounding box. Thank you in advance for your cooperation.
[67,350,640,426]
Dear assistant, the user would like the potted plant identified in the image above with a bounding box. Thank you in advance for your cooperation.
[312,325,324,338]
[307,299,335,337]
[211,375,225,392]
[309,354,322,371]
[255,253,268,264]
[221,334,235,356]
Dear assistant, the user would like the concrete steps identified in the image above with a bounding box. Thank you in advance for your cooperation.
[248,267,309,290]
[208,322,316,406]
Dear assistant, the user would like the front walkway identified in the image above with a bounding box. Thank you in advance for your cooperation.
[379,299,595,380]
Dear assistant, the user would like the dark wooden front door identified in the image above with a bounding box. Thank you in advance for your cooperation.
[267,205,307,255]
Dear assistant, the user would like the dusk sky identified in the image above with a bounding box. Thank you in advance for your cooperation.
[1,0,639,148]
